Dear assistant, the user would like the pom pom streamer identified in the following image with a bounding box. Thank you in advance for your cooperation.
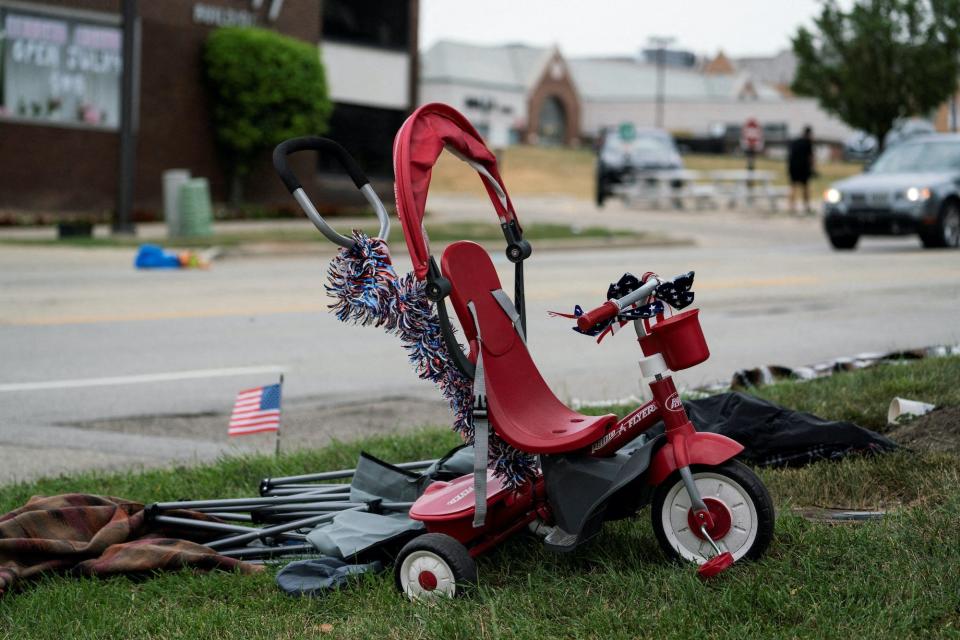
[325,231,537,488]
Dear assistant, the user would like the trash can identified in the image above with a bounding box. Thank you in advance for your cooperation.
[178,177,213,237]
[162,169,191,238]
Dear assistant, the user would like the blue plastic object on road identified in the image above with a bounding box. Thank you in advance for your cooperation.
[135,244,181,269]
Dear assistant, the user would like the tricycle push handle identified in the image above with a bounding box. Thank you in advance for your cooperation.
[272,136,390,248]
[576,278,661,332]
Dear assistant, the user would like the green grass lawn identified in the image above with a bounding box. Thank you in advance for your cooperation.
[0,220,644,251]
[752,356,960,434]
[2,358,959,639]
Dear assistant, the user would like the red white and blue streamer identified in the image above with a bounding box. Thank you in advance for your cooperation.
[325,231,537,488]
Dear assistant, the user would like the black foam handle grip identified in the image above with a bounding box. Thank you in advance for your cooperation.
[272,136,368,193]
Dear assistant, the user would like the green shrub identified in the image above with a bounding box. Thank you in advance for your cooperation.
[204,27,332,194]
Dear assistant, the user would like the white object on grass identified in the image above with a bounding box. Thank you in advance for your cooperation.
[887,397,936,425]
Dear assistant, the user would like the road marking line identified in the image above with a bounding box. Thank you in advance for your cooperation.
[4,303,327,327]
[4,276,825,324]
[0,365,286,393]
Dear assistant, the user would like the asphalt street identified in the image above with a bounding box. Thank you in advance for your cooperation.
[2,195,958,482]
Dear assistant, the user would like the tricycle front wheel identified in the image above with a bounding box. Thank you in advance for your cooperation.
[651,460,773,564]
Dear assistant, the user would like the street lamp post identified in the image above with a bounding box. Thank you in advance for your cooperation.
[114,0,140,236]
[648,36,675,129]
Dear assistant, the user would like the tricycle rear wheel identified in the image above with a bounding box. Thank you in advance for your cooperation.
[395,533,477,600]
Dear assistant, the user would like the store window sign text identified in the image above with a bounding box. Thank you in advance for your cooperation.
[2,12,122,128]
[8,19,121,74]
[193,0,286,27]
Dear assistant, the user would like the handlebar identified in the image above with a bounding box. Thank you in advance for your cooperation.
[576,277,662,332]
[272,137,390,248]
[576,301,619,332]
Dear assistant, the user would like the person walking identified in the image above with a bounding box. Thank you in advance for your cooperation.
[788,126,815,215]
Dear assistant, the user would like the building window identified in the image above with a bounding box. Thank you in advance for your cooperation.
[0,9,121,129]
[322,102,408,176]
[322,0,409,51]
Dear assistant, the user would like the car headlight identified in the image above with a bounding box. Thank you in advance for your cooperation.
[905,187,931,202]
[824,188,842,204]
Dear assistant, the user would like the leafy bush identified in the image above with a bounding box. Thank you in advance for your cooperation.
[204,27,332,188]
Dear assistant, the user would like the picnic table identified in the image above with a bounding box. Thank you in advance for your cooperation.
[614,169,716,209]
[708,170,789,210]
[611,168,790,211]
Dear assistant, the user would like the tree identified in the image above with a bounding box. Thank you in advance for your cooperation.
[792,0,960,149]
[204,27,332,202]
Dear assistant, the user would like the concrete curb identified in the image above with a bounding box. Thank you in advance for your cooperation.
[217,234,694,259]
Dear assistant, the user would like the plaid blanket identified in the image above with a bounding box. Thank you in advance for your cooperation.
[0,494,261,596]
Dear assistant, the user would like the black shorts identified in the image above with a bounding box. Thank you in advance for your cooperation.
[789,164,811,184]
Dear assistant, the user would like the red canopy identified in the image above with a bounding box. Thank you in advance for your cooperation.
[393,103,519,280]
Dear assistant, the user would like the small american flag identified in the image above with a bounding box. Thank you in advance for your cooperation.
[228,383,281,436]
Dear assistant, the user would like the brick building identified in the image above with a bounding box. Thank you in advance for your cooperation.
[0,0,418,216]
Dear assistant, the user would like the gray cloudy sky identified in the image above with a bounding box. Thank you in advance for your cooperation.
[420,0,845,58]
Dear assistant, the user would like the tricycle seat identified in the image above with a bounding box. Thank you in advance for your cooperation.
[441,241,615,454]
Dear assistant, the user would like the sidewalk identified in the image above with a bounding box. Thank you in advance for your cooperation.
[0,216,367,241]
[0,199,700,257]
[0,194,822,246]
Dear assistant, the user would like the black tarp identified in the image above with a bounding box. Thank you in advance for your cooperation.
[637,392,897,467]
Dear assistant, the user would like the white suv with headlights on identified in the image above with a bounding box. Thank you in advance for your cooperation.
[823,134,960,250]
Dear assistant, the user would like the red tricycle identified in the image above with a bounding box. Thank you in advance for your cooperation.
[273,103,774,601]
[394,246,774,597]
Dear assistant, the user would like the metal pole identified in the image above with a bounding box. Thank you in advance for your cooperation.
[253,511,341,524]
[259,480,350,496]
[151,514,306,541]
[251,502,413,522]
[206,507,365,550]
[261,486,352,497]
[252,502,365,514]
[275,374,283,458]
[263,484,350,490]
[262,458,437,487]
[149,491,357,512]
[648,36,674,130]
[218,543,317,559]
[114,0,140,235]
[188,502,353,515]
[952,93,958,133]
[204,512,254,522]
[656,47,665,128]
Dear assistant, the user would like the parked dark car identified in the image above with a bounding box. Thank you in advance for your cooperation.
[595,126,683,206]
[823,134,960,250]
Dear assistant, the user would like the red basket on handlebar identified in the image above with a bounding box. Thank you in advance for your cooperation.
[639,309,709,371]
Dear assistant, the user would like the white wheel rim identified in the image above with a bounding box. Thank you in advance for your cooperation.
[660,471,759,564]
[399,550,457,600]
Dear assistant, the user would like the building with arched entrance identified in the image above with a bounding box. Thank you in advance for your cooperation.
[419,40,580,147]
[421,40,858,151]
